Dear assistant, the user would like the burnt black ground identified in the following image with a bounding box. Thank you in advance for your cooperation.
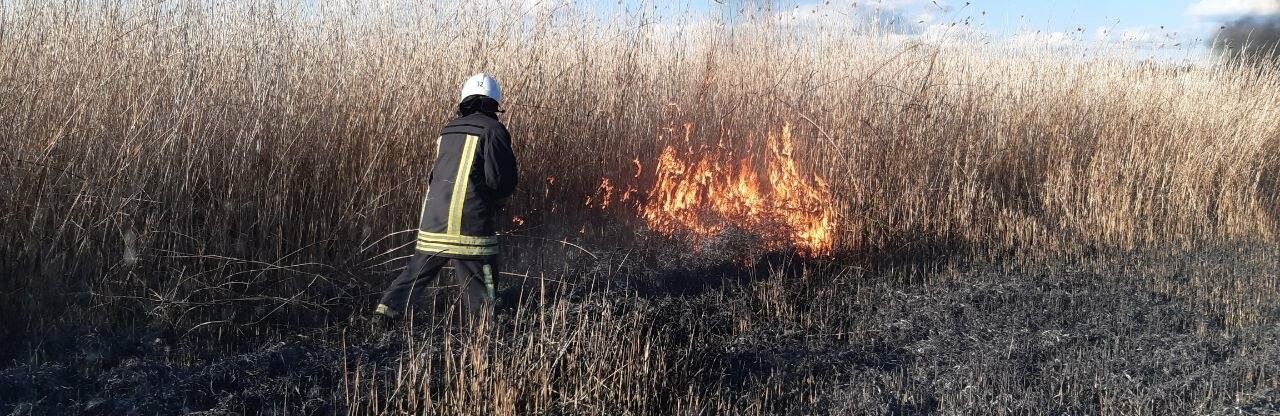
[2,243,1279,415]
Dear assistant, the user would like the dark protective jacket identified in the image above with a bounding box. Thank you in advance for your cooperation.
[415,113,518,258]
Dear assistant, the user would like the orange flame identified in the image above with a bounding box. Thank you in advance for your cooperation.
[641,123,835,256]
[595,178,615,209]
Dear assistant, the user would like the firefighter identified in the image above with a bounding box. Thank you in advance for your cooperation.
[374,73,518,326]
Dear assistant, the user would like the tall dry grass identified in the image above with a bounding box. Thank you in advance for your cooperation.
[1,0,1278,413]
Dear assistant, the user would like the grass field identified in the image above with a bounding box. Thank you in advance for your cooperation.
[1,1,1278,414]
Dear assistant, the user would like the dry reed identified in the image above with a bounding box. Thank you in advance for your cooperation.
[1,1,1278,414]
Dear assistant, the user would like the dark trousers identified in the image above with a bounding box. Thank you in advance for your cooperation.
[377,252,497,323]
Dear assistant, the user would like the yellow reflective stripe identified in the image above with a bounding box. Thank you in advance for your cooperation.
[417,231,496,246]
[415,241,497,256]
[415,243,496,256]
[418,235,495,247]
[447,135,480,235]
[481,264,495,299]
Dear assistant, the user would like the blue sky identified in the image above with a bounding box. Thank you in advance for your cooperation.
[913,0,1215,52]
[923,0,1237,49]
[582,0,1280,55]
[930,1,1196,34]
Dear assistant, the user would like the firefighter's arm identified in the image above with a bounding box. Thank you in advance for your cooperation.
[482,125,519,200]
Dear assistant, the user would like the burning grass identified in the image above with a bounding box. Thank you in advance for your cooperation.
[1,1,1279,414]
[640,123,837,256]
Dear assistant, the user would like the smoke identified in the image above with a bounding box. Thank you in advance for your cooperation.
[1211,0,1280,62]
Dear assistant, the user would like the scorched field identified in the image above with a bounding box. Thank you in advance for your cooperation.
[1,1,1278,415]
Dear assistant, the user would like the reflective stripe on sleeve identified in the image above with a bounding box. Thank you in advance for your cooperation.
[446,135,480,235]
[481,264,495,299]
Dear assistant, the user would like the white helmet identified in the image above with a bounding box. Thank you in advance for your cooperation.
[459,73,502,104]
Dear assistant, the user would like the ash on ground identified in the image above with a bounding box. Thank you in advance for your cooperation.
[2,244,1278,415]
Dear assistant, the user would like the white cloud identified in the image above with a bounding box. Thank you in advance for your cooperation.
[1187,0,1280,18]
[916,22,993,43]
[1121,27,1160,43]
[1008,31,1081,50]
[1095,26,1183,47]
[774,0,952,32]
[914,9,941,26]
[823,0,948,12]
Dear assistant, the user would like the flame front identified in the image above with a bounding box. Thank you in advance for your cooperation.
[641,123,836,256]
